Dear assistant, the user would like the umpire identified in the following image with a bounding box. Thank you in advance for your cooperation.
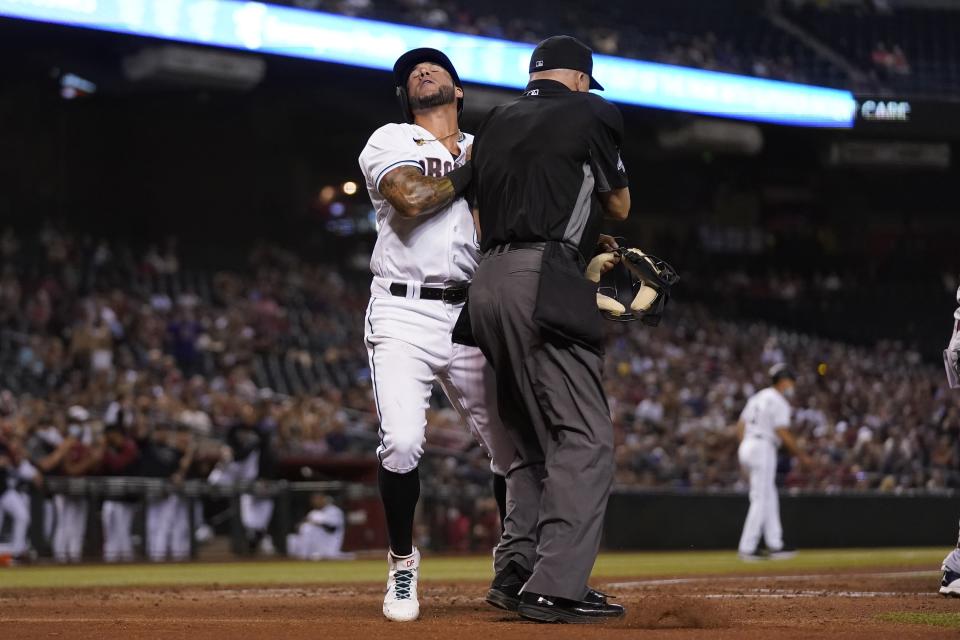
[469,36,630,623]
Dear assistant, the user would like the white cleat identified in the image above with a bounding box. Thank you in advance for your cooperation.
[738,550,766,562]
[258,535,276,556]
[383,548,420,622]
[940,566,960,597]
[768,547,798,560]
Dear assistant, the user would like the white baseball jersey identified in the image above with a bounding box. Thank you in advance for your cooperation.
[945,285,960,389]
[287,504,346,559]
[358,123,477,287]
[740,387,792,446]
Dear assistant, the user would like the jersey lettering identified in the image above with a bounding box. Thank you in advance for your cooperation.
[417,157,455,177]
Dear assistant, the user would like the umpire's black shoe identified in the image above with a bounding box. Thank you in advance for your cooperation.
[487,563,621,615]
[584,588,621,609]
[517,591,625,624]
[486,561,531,611]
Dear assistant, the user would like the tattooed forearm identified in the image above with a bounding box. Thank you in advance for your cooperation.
[379,165,455,218]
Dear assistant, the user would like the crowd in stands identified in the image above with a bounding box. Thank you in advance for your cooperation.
[605,310,960,492]
[1,222,959,562]
[274,0,960,95]
[279,0,823,85]
[0,223,508,561]
[870,42,911,77]
[771,0,960,93]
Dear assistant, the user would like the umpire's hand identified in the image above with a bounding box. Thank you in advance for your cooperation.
[597,234,620,254]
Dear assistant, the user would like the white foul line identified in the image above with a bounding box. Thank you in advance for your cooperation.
[606,569,938,589]
[701,589,918,599]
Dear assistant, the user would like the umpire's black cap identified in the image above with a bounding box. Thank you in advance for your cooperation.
[529,35,604,90]
[769,363,797,384]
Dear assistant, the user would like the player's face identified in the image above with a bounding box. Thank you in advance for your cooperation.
[782,380,796,398]
[406,62,460,112]
[407,62,450,99]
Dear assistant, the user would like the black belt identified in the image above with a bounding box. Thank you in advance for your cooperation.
[483,241,546,257]
[389,282,469,304]
[485,241,585,265]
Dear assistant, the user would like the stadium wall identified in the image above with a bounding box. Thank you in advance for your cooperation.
[605,490,959,549]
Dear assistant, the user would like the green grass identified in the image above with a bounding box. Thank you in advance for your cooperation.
[879,612,960,629]
[0,548,945,590]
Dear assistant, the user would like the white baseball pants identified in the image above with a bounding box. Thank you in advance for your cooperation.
[240,494,274,533]
[364,293,515,475]
[102,500,136,562]
[287,523,345,560]
[738,437,784,554]
[53,494,88,562]
[146,495,191,561]
[0,489,30,556]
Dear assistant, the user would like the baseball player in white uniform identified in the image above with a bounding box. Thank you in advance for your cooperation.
[938,285,960,596]
[286,494,349,560]
[358,47,515,622]
[0,438,38,559]
[208,412,277,555]
[736,364,811,561]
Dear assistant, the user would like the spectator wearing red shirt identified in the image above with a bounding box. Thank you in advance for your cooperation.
[100,424,139,561]
[52,407,103,563]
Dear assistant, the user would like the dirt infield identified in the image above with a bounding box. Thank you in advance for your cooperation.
[1,568,956,639]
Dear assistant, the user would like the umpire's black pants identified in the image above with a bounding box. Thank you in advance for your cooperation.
[469,246,614,601]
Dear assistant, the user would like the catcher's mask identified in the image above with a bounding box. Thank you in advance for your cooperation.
[393,48,463,124]
[598,246,679,326]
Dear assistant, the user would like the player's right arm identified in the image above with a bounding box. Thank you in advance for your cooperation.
[379,166,457,219]
[775,427,811,467]
[358,124,470,219]
[62,444,100,476]
[770,395,811,466]
[29,437,71,473]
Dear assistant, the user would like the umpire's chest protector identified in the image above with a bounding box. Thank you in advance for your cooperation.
[533,242,604,355]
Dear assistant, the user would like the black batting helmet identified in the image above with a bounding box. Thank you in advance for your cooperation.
[393,48,463,123]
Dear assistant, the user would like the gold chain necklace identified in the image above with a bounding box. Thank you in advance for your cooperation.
[413,130,464,146]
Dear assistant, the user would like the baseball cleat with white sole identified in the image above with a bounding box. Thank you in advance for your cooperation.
[383,548,420,622]
[939,566,960,597]
[768,546,798,560]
